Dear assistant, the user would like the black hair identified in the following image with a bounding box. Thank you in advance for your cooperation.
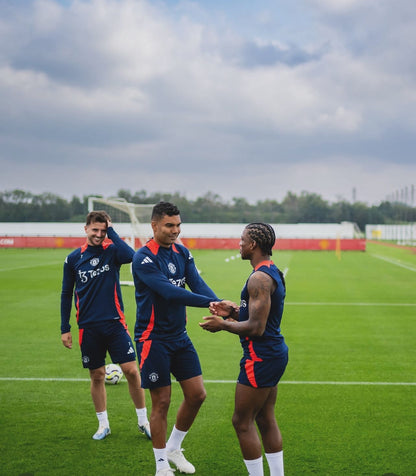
[151,201,180,220]
[245,222,276,256]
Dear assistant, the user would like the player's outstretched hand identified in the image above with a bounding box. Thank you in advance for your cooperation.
[199,315,224,333]
[209,300,239,318]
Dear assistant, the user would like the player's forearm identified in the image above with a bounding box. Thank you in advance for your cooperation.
[163,284,213,307]
[60,314,71,333]
[187,267,219,300]
[107,227,134,262]
[60,292,72,333]
[137,268,214,307]
[221,315,265,337]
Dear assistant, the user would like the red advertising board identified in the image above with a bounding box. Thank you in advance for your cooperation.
[0,236,366,251]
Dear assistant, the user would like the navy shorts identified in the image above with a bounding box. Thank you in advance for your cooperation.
[79,320,136,370]
[136,335,202,389]
[238,350,288,388]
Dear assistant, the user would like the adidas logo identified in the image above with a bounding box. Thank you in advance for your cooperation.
[127,346,134,354]
[141,257,153,265]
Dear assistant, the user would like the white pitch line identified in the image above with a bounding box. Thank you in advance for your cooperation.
[278,381,416,386]
[370,253,416,272]
[1,377,415,386]
[285,302,416,306]
[204,380,416,386]
[0,377,91,382]
[0,261,64,272]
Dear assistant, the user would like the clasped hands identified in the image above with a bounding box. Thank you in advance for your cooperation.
[199,300,239,333]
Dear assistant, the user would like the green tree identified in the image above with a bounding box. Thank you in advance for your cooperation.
[1,189,416,227]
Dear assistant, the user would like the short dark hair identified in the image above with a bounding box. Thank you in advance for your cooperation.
[245,222,276,255]
[86,210,111,225]
[151,201,180,221]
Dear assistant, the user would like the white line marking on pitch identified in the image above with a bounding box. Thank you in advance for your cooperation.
[0,261,63,272]
[370,253,416,272]
[286,302,416,306]
[1,377,415,386]
[204,380,416,386]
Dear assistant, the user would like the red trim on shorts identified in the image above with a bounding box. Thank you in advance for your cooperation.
[78,328,84,346]
[244,339,263,388]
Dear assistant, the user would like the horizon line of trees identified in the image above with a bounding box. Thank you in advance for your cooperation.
[1,189,415,232]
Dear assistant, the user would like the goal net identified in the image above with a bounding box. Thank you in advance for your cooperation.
[88,196,154,248]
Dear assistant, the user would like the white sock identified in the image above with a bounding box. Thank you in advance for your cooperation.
[244,456,264,476]
[136,407,148,426]
[265,451,284,476]
[166,425,187,452]
[153,447,170,471]
[96,410,109,427]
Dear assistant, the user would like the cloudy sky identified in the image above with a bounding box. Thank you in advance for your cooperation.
[1,0,415,205]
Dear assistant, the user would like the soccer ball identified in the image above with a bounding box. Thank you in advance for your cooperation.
[105,363,123,385]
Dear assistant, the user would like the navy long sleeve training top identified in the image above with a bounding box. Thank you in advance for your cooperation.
[60,227,134,333]
[132,239,219,342]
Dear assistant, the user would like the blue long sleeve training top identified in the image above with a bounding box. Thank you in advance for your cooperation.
[60,227,134,333]
[132,239,219,342]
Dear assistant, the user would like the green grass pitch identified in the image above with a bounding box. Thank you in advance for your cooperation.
[0,242,415,475]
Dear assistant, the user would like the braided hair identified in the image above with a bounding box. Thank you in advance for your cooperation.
[245,222,285,288]
[245,222,276,256]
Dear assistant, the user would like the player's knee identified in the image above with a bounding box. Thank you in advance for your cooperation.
[199,387,207,404]
[185,387,206,408]
[195,387,207,406]
[232,412,249,434]
[120,362,139,380]
[154,398,171,417]
[255,415,271,434]
[90,367,105,384]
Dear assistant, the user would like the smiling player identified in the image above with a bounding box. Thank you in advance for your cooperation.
[60,211,150,441]
[132,201,220,476]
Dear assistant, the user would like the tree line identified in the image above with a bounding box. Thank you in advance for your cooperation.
[1,189,415,231]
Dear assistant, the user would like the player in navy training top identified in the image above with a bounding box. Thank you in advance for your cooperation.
[132,201,219,476]
[60,211,150,441]
[200,223,288,476]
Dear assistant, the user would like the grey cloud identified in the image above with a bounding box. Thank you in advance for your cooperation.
[239,41,324,68]
[0,0,415,205]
